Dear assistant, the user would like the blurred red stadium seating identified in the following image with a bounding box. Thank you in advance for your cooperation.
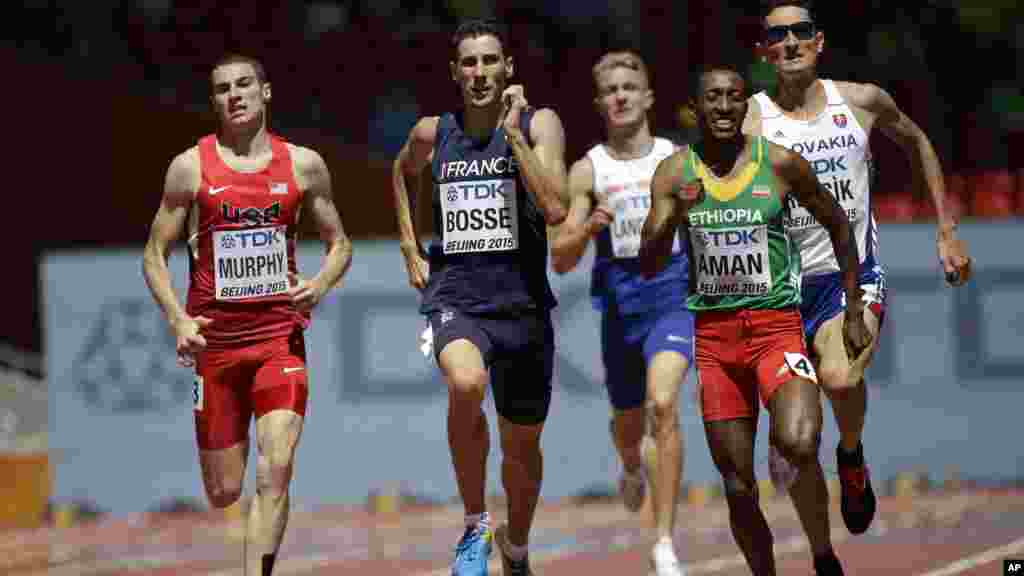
[968,169,1017,218]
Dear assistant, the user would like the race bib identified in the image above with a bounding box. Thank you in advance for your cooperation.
[691,225,772,296]
[212,225,289,301]
[440,179,519,254]
[607,186,650,259]
[604,182,680,259]
[783,352,817,383]
[192,375,204,412]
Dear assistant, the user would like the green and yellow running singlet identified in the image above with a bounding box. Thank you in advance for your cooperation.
[681,136,801,311]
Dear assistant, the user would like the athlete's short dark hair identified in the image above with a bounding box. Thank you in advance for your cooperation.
[762,0,815,22]
[450,19,509,61]
[211,53,267,84]
[690,61,746,100]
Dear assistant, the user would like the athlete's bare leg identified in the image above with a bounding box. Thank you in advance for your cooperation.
[646,351,688,540]
[245,409,303,576]
[768,377,833,559]
[705,417,775,575]
[848,306,882,389]
[438,339,490,517]
[199,442,249,509]
[813,315,862,452]
[497,416,544,548]
[611,406,646,474]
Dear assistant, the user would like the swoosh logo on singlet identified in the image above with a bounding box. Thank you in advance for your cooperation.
[209,185,231,196]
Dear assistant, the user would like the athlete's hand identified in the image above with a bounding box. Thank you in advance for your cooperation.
[585,204,614,235]
[172,315,212,368]
[674,178,704,205]
[401,245,430,291]
[502,84,528,140]
[287,272,326,312]
[937,232,971,287]
[842,307,872,359]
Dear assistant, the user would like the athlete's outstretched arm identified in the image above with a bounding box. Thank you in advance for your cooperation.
[844,82,969,282]
[503,87,568,224]
[550,157,604,274]
[392,116,437,290]
[640,153,688,278]
[776,145,860,301]
[293,147,351,309]
[775,144,870,351]
[142,149,208,365]
[143,150,196,326]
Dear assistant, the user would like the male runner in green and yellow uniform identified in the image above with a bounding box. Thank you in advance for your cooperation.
[640,65,871,576]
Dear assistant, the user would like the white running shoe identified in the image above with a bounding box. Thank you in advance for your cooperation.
[650,538,686,576]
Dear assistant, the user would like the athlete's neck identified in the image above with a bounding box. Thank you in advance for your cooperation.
[772,72,823,118]
[462,103,506,143]
[217,119,271,157]
[697,133,747,179]
[604,122,654,160]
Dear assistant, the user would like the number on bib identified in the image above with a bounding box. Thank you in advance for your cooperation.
[193,376,204,412]
[783,352,817,384]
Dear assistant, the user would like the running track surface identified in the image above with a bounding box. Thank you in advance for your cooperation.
[10,488,1024,575]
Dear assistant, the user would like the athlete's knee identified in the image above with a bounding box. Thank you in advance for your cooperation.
[255,456,294,497]
[204,478,243,508]
[773,415,821,464]
[649,394,680,433]
[818,360,852,393]
[499,421,543,463]
[721,470,758,503]
[257,435,298,493]
[447,366,489,398]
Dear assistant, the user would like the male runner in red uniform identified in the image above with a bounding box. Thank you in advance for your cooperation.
[142,54,351,576]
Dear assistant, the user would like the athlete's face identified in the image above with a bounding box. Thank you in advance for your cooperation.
[594,66,653,130]
[696,70,748,140]
[211,62,270,129]
[450,34,512,109]
[762,7,823,75]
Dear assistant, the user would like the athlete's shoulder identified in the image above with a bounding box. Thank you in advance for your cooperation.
[569,153,595,175]
[165,146,200,202]
[286,144,330,191]
[762,137,800,169]
[527,107,565,136]
[652,147,687,183]
[832,80,884,109]
[743,96,764,135]
[411,115,442,144]
[286,143,326,170]
[567,154,595,192]
[168,146,200,180]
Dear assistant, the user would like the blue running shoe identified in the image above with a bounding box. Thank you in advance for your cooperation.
[451,523,492,576]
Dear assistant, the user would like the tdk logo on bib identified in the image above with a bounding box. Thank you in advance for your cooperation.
[698,228,762,248]
[219,228,283,250]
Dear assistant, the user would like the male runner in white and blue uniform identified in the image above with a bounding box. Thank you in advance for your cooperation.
[552,50,692,576]
[744,0,972,536]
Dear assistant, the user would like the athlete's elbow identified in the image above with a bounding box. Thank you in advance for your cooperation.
[639,252,660,279]
[551,254,575,275]
[544,203,568,226]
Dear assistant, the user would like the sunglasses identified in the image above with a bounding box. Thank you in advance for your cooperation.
[764,21,816,45]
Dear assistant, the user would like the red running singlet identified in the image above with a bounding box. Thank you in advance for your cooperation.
[185,134,308,348]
